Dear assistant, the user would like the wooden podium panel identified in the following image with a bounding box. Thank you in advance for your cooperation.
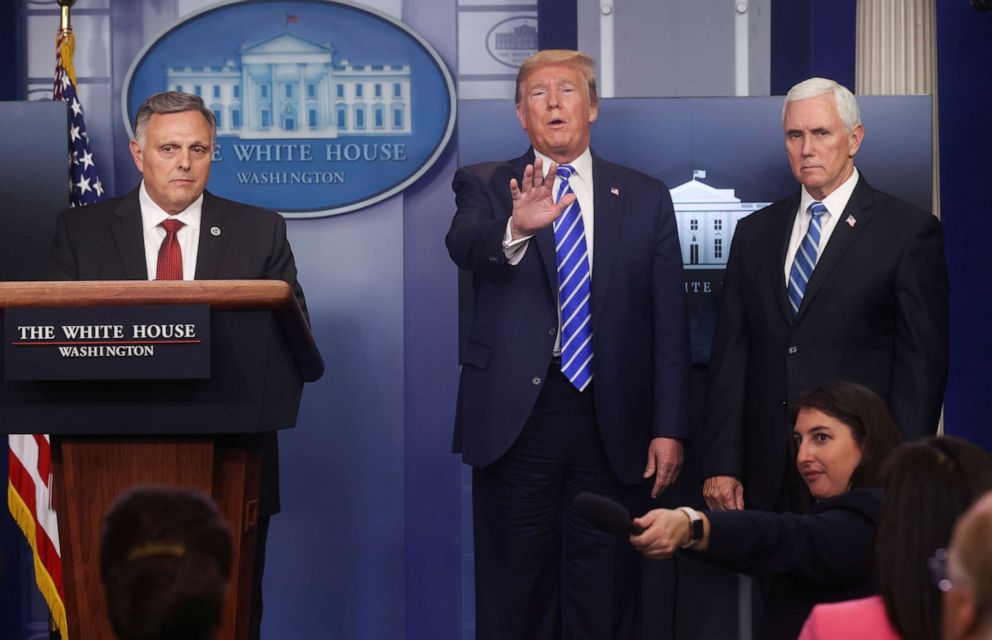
[53,437,260,640]
[1,281,322,640]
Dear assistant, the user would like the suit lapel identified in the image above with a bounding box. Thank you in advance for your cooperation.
[194,192,232,280]
[796,177,876,320]
[775,194,802,323]
[590,155,622,332]
[111,190,149,280]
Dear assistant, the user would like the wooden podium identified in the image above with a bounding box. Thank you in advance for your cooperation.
[0,280,323,640]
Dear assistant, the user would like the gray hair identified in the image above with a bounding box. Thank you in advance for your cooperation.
[783,77,861,132]
[133,91,216,145]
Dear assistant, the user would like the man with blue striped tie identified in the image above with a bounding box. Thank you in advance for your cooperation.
[446,50,690,639]
[701,77,949,517]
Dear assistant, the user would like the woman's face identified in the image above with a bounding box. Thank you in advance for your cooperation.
[793,408,864,499]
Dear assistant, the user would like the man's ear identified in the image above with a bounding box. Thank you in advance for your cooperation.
[848,123,864,158]
[588,100,599,125]
[515,102,528,132]
[128,139,144,173]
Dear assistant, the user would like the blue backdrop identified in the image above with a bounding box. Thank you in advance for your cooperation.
[0,1,989,639]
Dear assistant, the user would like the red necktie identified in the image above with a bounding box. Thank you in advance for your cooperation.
[156,218,185,280]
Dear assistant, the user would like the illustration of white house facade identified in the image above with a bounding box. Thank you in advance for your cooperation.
[670,172,770,269]
[167,32,412,139]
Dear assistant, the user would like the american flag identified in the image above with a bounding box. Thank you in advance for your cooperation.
[6,26,105,640]
[54,28,104,206]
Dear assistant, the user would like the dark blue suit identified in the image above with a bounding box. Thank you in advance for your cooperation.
[447,149,690,638]
[702,176,948,511]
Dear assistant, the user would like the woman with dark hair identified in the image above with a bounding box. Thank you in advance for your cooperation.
[630,381,902,639]
[799,436,992,640]
[100,485,233,640]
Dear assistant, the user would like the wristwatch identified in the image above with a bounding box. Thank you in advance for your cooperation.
[678,506,703,549]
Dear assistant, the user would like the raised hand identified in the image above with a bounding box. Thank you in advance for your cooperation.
[508,157,577,240]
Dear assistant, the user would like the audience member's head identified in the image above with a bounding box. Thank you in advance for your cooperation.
[100,485,233,640]
[790,381,902,500]
[876,437,992,640]
[941,491,992,640]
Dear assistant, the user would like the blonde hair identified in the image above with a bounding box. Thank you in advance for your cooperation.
[515,49,598,105]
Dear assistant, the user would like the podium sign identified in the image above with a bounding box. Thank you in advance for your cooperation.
[4,304,210,381]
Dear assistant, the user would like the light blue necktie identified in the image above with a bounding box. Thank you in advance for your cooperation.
[787,201,828,316]
[553,165,594,391]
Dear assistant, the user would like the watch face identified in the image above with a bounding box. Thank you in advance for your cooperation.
[689,517,703,541]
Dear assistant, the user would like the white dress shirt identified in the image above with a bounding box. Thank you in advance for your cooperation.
[501,148,595,355]
[784,167,859,285]
[139,181,203,281]
[501,147,595,269]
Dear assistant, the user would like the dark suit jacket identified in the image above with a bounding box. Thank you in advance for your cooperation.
[702,175,949,509]
[700,489,882,639]
[445,149,690,484]
[47,187,309,515]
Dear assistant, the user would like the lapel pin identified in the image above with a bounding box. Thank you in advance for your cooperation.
[846,215,856,228]
[210,226,221,236]
[610,187,620,196]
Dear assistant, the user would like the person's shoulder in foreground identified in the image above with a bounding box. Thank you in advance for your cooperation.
[799,595,899,640]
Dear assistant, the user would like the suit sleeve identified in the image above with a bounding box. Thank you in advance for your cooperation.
[652,188,691,439]
[266,214,310,325]
[698,493,878,585]
[445,166,512,274]
[47,209,79,280]
[700,228,748,478]
[888,213,949,440]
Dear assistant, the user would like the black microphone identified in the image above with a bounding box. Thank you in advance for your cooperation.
[574,492,643,535]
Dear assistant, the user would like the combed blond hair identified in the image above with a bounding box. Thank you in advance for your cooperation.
[514,49,597,105]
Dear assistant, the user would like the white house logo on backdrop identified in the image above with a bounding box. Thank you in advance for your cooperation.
[486,17,538,68]
[123,0,455,218]
[669,170,769,269]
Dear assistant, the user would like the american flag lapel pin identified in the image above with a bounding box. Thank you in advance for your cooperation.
[610,186,620,196]
[846,215,856,227]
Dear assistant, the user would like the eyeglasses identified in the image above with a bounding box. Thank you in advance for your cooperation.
[929,547,972,593]
[929,548,953,592]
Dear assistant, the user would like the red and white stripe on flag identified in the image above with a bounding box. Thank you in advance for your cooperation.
[8,434,68,634]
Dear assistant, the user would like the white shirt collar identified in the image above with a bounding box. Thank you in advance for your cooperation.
[138,181,204,233]
[799,167,860,218]
[533,147,593,182]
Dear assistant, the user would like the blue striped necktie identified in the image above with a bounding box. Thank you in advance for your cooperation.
[787,201,829,316]
[553,165,594,391]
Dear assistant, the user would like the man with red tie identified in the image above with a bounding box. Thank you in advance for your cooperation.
[47,91,307,640]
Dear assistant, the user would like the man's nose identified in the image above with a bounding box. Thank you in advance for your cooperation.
[801,135,814,156]
[176,148,191,169]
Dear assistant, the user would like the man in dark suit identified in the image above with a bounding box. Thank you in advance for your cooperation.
[47,91,307,639]
[701,77,949,513]
[446,50,690,639]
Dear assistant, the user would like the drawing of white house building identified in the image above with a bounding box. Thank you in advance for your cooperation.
[167,32,412,139]
[670,171,770,269]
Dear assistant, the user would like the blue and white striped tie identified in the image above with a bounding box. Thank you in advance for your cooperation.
[787,201,828,316]
[553,165,594,391]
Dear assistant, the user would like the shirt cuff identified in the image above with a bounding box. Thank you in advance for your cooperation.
[502,218,531,265]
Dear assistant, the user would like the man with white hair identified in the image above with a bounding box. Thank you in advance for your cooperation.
[943,491,992,640]
[701,77,949,513]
